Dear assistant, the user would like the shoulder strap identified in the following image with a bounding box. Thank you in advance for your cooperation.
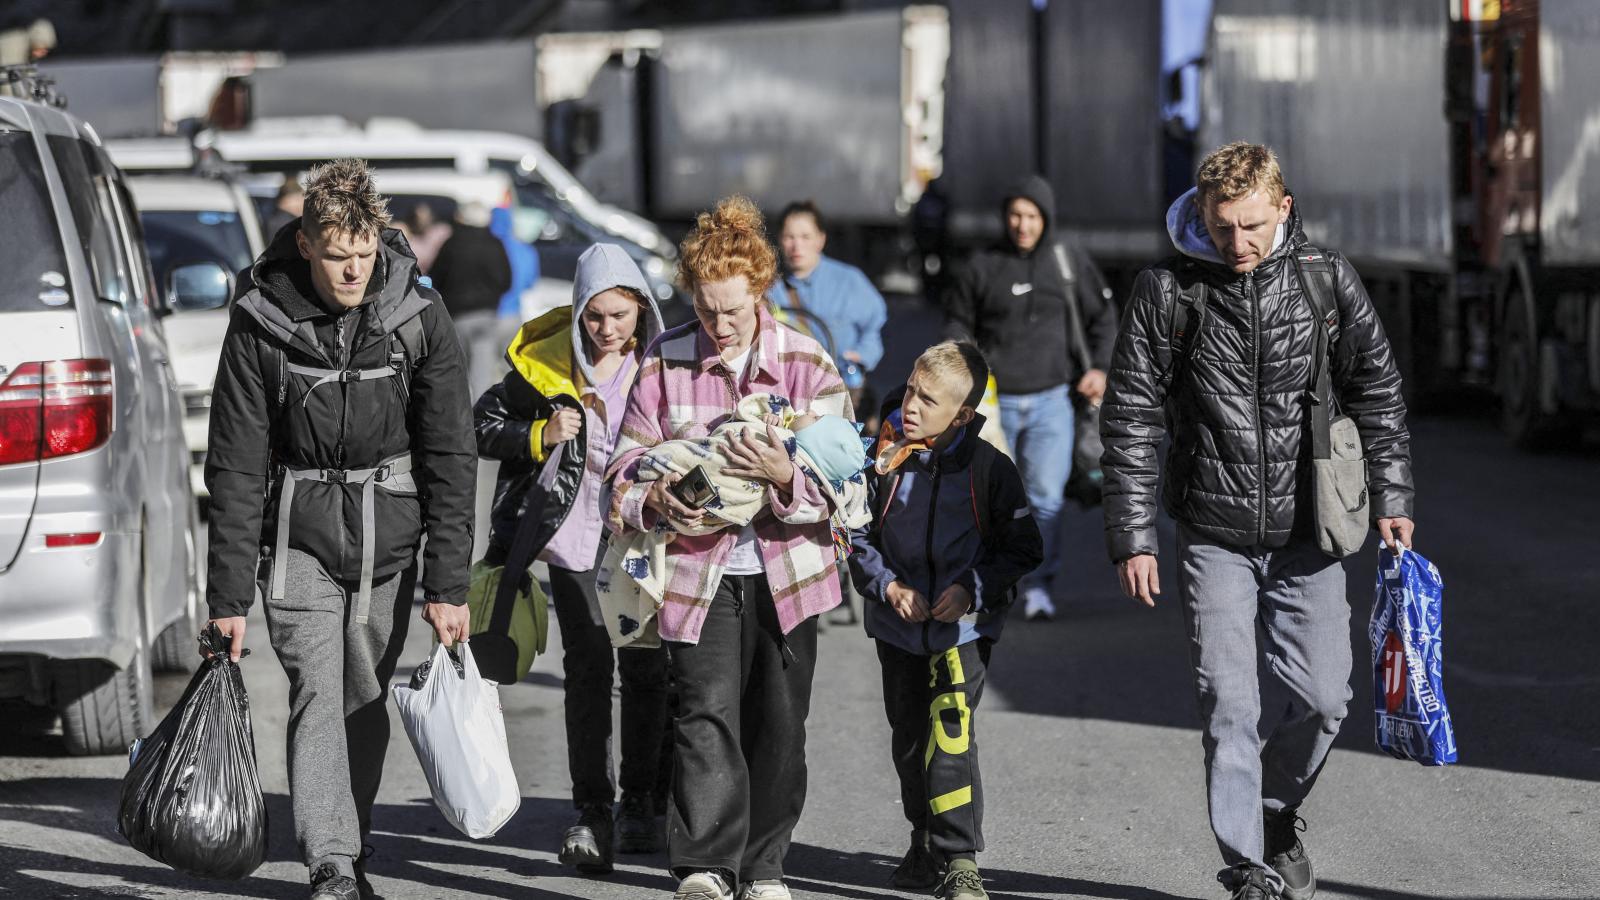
[1291,247,1340,459]
[387,297,432,404]
[1051,243,1094,375]
[1159,262,1209,394]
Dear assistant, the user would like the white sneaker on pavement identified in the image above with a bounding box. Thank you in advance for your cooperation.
[740,880,791,900]
[675,871,734,900]
[1023,585,1056,621]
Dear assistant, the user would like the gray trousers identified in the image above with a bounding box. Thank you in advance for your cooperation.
[263,548,417,877]
[1177,525,1353,891]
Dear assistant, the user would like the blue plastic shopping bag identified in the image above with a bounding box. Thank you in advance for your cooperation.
[1369,546,1458,765]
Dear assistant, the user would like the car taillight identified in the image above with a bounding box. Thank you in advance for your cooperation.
[0,359,113,465]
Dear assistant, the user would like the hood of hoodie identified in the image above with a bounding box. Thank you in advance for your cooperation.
[569,243,663,387]
[1166,186,1297,271]
[1001,174,1056,255]
[504,243,664,398]
[235,224,426,366]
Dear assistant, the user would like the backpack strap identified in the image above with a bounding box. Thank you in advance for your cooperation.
[1050,243,1094,375]
[1158,261,1210,395]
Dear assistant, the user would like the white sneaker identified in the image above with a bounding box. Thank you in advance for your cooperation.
[1023,585,1056,621]
[740,881,791,900]
[675,871,734,900]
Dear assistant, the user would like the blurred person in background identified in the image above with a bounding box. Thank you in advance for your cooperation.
[943,176,1116,623]
[490,205,541,318]
[431,201,512,396]
[266,178,305,239]
[475,243,669,876]
[766,200,887,419]
[401,200,451,274]
[0,18,54,96]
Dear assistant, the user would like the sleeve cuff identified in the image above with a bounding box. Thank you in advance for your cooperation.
[528,420,549,462]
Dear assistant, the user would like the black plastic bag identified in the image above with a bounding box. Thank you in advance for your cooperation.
[117,623,267,880]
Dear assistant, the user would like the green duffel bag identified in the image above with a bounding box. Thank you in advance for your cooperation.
[465,558,549,685]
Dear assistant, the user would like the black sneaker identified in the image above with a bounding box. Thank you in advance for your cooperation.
[890,829,943,889]
[559,803,615,874]
[1264,808,1314,900]
[617,794,661,854]
[1220,866,1279,900]
[310,863,359,900]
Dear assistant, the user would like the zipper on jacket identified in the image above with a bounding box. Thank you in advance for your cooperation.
[921,462,943,654]
[1248,272,1267,544]
[334,314,350,469]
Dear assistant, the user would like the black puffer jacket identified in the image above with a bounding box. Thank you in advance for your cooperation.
[1100,198,1413,561]
[205,226,477,617]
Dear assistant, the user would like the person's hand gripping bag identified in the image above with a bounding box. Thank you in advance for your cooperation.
[1369,546,1458,765]
[117,623,268,880]
[392,642,521,839]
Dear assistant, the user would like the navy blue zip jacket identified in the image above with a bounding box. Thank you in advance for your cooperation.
[849,405,1042,655]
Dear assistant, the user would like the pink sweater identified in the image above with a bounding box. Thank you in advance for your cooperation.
[606,310,853,644]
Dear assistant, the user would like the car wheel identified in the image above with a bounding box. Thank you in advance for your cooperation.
[55,534,157,756]
[54,649,154,757]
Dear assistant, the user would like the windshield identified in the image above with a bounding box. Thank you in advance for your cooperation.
[0,131,73,311]
[140,209,254,311]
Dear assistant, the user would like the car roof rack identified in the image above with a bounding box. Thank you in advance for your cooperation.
[2,65,66,109]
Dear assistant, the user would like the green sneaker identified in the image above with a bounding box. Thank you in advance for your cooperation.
[937,859,988,900]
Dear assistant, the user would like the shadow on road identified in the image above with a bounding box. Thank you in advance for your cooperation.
[986,411,1600,784]
[785,841,1197,900]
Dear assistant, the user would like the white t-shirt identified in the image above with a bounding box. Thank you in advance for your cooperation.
[720,346,764,575]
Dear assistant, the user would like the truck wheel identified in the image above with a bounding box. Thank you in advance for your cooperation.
[54,650,153,756]
[1500,287,1576,450]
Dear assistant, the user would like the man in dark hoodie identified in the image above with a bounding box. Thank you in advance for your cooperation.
[1100,143,1414,900]
[204,159,477,900]
[943,175,1117,621]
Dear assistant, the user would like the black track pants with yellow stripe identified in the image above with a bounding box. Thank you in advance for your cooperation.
[877,638,991,858]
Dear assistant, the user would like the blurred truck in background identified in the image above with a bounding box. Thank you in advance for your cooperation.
[1200,0,1600,447]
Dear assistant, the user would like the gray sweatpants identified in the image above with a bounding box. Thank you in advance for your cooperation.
[1177,525,1353,891]
[262,548,417,877]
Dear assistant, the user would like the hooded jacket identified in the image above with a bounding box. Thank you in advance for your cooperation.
[943,175,1118,395]
[849,390,1042,655]
[204,225,477,618]
[475,243,664,572]
[1099,189,1414,561]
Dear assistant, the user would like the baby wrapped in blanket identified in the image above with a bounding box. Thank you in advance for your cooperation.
[599,392,870,647]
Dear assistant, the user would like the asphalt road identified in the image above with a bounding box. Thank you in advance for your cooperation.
[2,294,1598,899]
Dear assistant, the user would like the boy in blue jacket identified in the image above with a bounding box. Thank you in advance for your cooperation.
[849,341,1043,900]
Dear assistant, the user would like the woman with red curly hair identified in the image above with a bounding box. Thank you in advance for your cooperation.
[605,197,853,900]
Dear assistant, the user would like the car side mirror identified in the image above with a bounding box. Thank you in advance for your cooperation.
[167,261,233,312]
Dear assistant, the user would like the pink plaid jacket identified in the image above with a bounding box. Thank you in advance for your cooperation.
[605,310,853,644]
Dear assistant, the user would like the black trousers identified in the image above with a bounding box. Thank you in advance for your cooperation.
[877,638,991,858]
[549,561,671,809]
[667,575,820,882]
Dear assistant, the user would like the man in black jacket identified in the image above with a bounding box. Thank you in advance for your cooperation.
[204,159,476,900]
[1100,143,1415,900]
[944,175,1117,621]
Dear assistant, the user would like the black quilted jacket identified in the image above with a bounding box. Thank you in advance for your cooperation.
[1099,205,1414,562]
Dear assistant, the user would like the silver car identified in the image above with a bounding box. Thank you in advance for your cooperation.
[0,86,202,755]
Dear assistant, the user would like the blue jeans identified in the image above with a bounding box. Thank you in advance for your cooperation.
[996,385,1074,592]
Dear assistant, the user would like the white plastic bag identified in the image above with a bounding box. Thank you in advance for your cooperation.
[392,643,521,839]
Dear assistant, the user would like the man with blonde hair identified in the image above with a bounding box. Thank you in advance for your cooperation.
[1100,142,1415,900]
[205,158,476,900]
